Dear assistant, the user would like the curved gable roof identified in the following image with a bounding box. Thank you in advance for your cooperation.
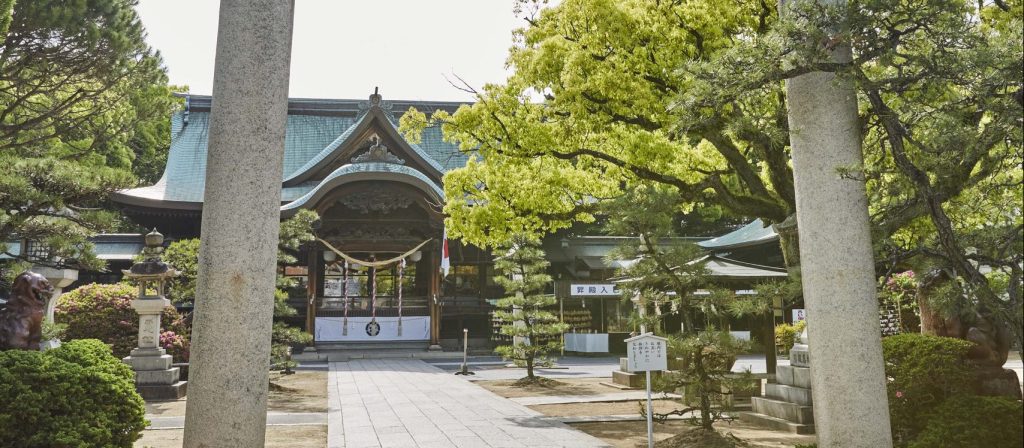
[113,93,466,211]
[281,106,445,187]
[280,163,444,217]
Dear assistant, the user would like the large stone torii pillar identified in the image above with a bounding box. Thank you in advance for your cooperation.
[783,0,893,446]
[183,1,294,446]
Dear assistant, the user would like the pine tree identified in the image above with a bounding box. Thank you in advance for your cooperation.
[492,234,568,382]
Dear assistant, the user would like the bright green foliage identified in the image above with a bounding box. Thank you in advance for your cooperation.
[399,0,794,249]
[0,0,177,272]
[163,237,200,305]
[492,234,568,380]
[910,394,1024,448]
[403,0,1023,350]
[55,283,190,362]
[0,0,13,42]
[773,319,806,353]
[882,333,975,445]
[0,339,147,447]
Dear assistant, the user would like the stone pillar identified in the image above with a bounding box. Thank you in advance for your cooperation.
[182,1,295,446]
[783,0,893,445]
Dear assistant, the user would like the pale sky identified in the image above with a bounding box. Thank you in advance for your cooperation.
[135,0,526,102]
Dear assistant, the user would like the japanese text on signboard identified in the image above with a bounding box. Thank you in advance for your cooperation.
[570,284,621,296]
[626,336,667,372]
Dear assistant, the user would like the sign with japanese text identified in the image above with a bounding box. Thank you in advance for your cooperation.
[625,333,668,372]
[792,309,806,323]
[570,283,621,296]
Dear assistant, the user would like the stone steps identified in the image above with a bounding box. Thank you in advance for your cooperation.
[740,363,816,434]
[765,383,813,406]
[739,410,816,434]
[751,396,814,424]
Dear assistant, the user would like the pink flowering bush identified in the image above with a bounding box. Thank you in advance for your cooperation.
[880,270,921,333]
[55,283,190,362]
[159,330,190,362]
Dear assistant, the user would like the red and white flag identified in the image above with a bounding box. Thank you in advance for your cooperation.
[440,227,450,277]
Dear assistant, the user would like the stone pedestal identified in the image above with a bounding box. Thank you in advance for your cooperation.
[123,296,186,400]
[32,266,78,349]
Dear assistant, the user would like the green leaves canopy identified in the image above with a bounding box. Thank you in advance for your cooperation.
[0,0,177,271]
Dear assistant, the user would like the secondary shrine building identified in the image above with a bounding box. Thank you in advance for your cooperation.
[107,91,791,351]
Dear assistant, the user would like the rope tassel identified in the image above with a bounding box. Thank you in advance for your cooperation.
[397,259,404,336]
[342,260,349,336]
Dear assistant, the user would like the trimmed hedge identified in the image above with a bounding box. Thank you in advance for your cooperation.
[0,339,147,447]
[883,333,975,444]
[910,394,1023,448]
[55,283,190,362]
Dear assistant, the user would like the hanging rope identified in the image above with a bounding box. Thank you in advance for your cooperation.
[342,259,349,336]
[397,258,404,336]
[369,259,377,322]
[317,238,432,267]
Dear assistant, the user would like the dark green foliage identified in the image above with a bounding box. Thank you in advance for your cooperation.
[493,234,569,380]
[882,333,975,445]
[656,331,755,428]
[55,283,190,362]
[608,186,769,430]
[162,238,200,305]
[0,0,176,272]
[0,339,147,447]
[909,394,1024,448]
[270,322,313,371]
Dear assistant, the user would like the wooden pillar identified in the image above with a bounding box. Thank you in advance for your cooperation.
[428,248,442,348]
[305,247,318,336]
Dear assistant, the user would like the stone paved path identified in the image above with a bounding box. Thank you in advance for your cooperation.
[328,359,611,448]
[510,391,680,406]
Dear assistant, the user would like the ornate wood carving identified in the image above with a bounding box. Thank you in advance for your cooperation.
[352,134,404,165]
[337,190,414,215]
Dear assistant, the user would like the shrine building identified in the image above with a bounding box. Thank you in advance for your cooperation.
[100,90,791,352]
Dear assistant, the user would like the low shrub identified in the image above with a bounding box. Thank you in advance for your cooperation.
[55,283,190,362]
[882,333,975,445]
[774,319,806,353]
[910,394,1023,448]
[0,339,148,447]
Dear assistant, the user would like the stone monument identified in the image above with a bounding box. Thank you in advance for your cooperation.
[182,0,295,445]
[31,266,78,349]
[122,229,186,400]
[0,271,52,350]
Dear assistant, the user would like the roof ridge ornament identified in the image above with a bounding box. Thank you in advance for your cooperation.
[359,86,392,113]
[352,134,405,165]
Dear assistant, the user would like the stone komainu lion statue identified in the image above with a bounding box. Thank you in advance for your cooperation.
[0,271,53,350]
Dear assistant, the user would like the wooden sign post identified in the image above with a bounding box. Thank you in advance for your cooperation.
[625,332,668,448]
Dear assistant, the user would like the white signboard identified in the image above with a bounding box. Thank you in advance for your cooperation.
[624,333,668,372]
[570,283,621,296]
[792,308,806,323]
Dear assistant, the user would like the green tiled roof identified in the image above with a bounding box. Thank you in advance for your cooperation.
[697,219,778,250]
[115,94,469,207]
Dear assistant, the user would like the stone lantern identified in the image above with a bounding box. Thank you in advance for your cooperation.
[121,229,187,400]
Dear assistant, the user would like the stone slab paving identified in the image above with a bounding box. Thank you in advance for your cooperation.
[510,391,680,406]
[147,412,326,429]
[328,359,611,448]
